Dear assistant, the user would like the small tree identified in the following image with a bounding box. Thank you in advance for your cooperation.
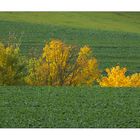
[25,40,100,86]
[0,43,26,85]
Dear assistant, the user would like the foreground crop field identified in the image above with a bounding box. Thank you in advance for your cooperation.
[0,12,140,127]
[0,86,140,128]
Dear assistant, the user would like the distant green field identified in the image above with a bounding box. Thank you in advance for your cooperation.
[0,12,140,128]
[0,12,140,72]
[0,12,140,33]
[0,86,140,128]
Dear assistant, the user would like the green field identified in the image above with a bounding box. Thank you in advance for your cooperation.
[0,12,140,127]
[0,12,140,72]
[0,86,140,128]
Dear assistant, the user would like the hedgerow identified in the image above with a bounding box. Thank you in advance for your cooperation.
[0,39,139,87]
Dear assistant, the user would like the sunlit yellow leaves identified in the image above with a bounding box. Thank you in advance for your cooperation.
[129,73,140,87]
[1,39,139,87]
[26,40,100,86]
[99,65,140,87]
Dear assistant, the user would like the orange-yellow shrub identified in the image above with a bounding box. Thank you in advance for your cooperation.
[0,43,26,85]
[129,73,140,87]
[99,65,140,87]
[66,46,100,85]
[25,40,100,86]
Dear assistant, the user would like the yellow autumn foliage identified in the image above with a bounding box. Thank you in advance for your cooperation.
[1,37,139,87]
[66,46,100,85]
[99,65,140,87]
[25,40,100,86]
[129,73,140,87]
[0,43,26,85]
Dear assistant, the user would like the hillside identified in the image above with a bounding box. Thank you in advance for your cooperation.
[0,12,139,72]
[0,12,140,33]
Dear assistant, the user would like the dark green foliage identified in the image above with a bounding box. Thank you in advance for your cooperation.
[0,86,140,128]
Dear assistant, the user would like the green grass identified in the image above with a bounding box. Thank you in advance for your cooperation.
[0,12,140,72]
[0,12,140,33]
[0,12,140,128]
[0,86,140,128]
[0,16,140,72]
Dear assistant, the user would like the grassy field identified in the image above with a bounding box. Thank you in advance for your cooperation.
[0,12,140,127]
[0,12,140,33]
[0,12,140,72]
[0,86,140,128]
